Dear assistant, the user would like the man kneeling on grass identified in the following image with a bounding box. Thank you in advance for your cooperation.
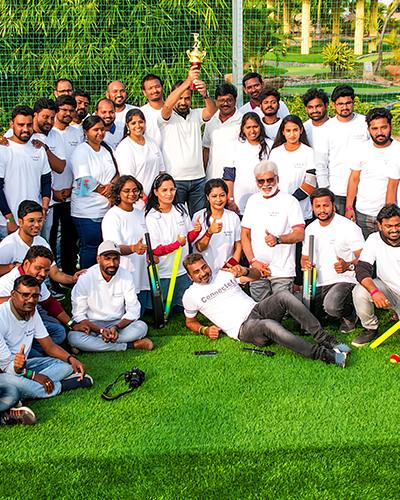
[0,275,92,401]
[182,254,351,367]
[69,241,153,352]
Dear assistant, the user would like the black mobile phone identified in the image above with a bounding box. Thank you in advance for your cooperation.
[242,348,275,357]
[194,350,219,356]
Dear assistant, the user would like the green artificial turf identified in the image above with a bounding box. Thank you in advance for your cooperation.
[2,311,400,499]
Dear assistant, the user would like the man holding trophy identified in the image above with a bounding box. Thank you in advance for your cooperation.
[158,34,217,217]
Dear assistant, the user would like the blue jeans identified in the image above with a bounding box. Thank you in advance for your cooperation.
[2,357,73,400]
[0,375,19,412]
[175,177,206,218]
[29,306,67,358]
[72,217,103,269]
[159,273,191,311]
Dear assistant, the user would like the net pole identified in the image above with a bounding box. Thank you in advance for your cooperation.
[232,0,243,107]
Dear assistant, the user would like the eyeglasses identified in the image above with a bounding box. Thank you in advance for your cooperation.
[13,290,40,300]
[256,176,276,185]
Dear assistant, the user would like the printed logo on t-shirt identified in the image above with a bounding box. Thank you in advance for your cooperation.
[24,328,35,337]
[200,278,237,304]
[31,153,41,162]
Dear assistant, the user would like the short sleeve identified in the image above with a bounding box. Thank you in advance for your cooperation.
[288,197,305,228]
[358,233,377,266]
[182,288,199,318]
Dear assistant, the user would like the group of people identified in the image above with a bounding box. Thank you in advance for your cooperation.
[1,70,400,426]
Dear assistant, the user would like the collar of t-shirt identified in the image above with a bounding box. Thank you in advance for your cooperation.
[380,231,400,248]
[108,123,117,135]
[250,100,257,109]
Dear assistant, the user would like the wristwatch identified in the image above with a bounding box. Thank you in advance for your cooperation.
[348,263,355,271]
[276,236,282,245]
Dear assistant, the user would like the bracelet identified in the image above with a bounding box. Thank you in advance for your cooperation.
[204,231,212,239]
[370,288,380,297]
[345,207,354,212]
[243,268,249,277]
[6,215,14,223]
[67,355,74,364]
[25,369,34,380]
[249,257,257,264]
[67,319,77,329]
[199,326,207,335]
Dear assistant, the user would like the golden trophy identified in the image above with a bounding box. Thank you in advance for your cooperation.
[186,33,206,90]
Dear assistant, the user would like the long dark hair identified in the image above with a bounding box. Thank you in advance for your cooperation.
[123,108,146,139]
[204,178,228,228]
[272,114,310,149]
[83,115,119,174]
[111,175,143,206]
[239,112,270,160]
[145,173,186,216]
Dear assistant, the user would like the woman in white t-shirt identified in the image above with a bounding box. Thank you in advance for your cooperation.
[145,173,201,312]
[223,112,272,215]
[269,115,315,221]
[193,178,242,271]
[115,109,164,202]
[101,175,149,314]
[71,116,119,268]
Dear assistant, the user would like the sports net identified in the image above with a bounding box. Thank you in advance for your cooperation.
[0,0,398,128]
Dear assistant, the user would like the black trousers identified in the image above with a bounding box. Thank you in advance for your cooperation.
[49,201,79,275]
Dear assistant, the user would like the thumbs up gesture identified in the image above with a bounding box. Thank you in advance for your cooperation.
[133,238,147,255]
[193,216,202,233]
[14,344,26,374]
[334,256,348,274]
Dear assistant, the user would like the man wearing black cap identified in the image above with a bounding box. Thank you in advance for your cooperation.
[68,241,153,352]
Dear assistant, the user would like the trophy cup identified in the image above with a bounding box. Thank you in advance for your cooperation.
[186,33,206,90]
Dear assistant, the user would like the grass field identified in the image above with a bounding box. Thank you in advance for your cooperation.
[2,307,400,499]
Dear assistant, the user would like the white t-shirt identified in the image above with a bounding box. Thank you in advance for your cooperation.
[101,205,149,292]
[0,140,51,226]
[0,232,50,265]
[320,114,369,195]
[0,302,48,373]
[241,191,304,278]
[114,104,138,126]
[303,118,330,150]
[269,143,315,220]
[202,110,242,179]
[225,138,272,214]
[145,206,191,278]
[263,118,282,141]
[359,232,400,296]
[52,125,83,191]
[192,208,241,272]
[0,266,51,301]
[115,136,164,196]
[70,142,117,218]
[71,264,140,322]
[104,122,125,150]
[141,103,162,148]
[239,100,290,120]
[158,108,205,180]
[350,139,400,216]
[183,269,255,339]
[302,214,365,287]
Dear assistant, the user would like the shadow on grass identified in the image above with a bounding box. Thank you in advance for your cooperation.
[2,444,400,499]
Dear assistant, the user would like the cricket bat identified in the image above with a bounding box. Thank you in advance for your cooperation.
[144,232,165,329]
[303,234,317,310]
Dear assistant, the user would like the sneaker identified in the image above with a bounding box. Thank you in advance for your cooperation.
[340,313,358,333]
[335,351,347,368]
[128,338,154,351]
[1,406,37,425]
[351,329,378,347]
[61,373,93,392]
[321,334,351,354]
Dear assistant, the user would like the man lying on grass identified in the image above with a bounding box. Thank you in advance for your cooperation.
[0,275,92,401]
[182,253,351,367]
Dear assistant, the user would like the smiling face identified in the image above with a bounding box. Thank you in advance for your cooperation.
[97,252,120,278]
[96,100,115,127]
[255,171,279,197]
[19,210,45,238]
[56,104,75,126]
[142,78,163,103]
[35,108,55,134]
[118,179,141,207]
[175,90,192,114]
[216,94,236,118]
[378,216,400,244]
[23,256,52,284]
[242,118,261,144]
[305,97,327,122]
[333,96,354,119]
[127,114,146,139]
[207,187,227,211]
[260,95,279,117]
[243,77,263,101]
[186,258,212,284]
[154,180,177,208]
[107,81,128,110]
[11,283,40,316]
[312,195,335,223]
[85,121,106,145]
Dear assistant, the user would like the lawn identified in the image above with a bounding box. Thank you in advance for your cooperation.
[2,308,400,499]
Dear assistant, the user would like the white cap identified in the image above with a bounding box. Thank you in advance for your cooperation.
[97,241,121,256]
